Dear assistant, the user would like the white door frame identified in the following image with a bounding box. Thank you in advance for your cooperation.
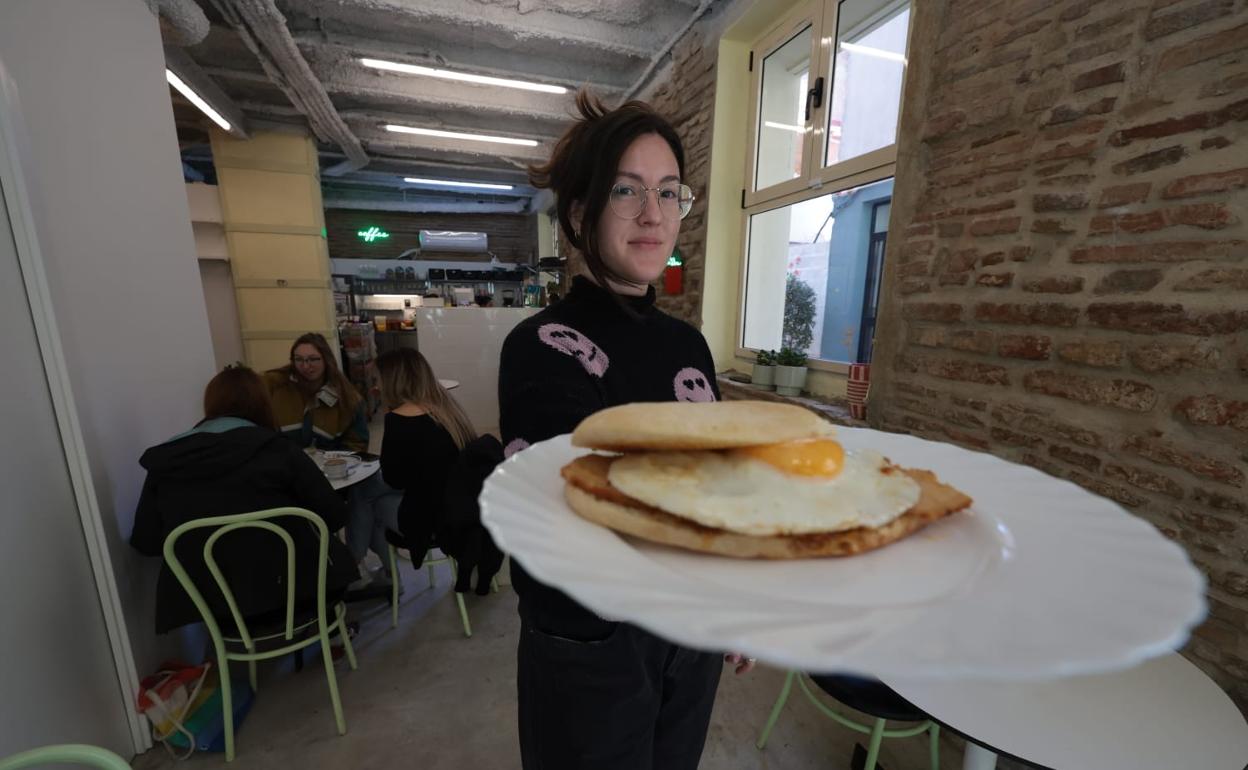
[0,60,150,753]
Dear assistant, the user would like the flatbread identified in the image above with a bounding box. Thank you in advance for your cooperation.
[571,400,837,452]
[561,454,972,559]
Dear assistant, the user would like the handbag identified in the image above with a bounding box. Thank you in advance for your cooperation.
[137,661,255,758]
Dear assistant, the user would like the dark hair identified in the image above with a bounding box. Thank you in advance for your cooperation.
[203,365,277,429]
[269,332,361,413]
[529,89,686,296]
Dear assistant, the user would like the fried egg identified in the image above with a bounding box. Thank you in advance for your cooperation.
[607,439,921,536]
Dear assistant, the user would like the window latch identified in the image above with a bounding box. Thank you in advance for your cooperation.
[804,76,826,122]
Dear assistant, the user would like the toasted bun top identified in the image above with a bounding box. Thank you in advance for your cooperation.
[571,400,837,451]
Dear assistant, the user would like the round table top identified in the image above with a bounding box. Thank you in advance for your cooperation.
[329,459,380,491]
[884,654,1248,769]
[439,378,459,390]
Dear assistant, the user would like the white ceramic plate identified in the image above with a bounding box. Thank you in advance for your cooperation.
[480,430,1206,681]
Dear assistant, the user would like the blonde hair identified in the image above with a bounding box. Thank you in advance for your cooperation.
[376,349,476,450]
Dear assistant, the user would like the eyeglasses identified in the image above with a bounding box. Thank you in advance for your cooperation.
[292,356,323,365]
[608,182,694,221]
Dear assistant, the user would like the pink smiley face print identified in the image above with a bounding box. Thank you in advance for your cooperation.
[537,323,610,378]
[673,367,716,402]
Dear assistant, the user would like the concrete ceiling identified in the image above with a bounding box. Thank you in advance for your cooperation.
[167,0,720,213]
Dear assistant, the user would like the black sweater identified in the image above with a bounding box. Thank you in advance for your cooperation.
[131,422,356,633]
[381,412,460,565]
[498,276,721,629]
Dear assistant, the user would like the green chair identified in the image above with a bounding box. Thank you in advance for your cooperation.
[383,530,497,635]
[0,744,131,769]
[757,671,940,770]
[163,507,358,762]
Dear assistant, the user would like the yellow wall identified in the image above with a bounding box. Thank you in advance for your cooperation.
[701,0,849,399]
[209,129,335,370]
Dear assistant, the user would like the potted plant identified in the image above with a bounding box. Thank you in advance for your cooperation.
[751,349,777,390]
[774,347,809,396]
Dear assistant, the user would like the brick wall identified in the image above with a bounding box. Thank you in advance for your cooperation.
[872,0,1248,709]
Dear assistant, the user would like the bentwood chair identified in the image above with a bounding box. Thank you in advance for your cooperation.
[0,744,132,769]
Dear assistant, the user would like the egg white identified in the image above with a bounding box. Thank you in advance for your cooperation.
[607,449,921,536]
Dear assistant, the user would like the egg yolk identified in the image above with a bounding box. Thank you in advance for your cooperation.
[732,439,844,478]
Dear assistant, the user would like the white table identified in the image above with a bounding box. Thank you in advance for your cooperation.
[885,654,1248,769]
[328,459,380,491]
[439,378,459,390]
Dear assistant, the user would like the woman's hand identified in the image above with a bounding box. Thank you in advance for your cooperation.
[724,652,756,675]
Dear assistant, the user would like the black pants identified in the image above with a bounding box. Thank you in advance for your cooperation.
[517,616,722,770]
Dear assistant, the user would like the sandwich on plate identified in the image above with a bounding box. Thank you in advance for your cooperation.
[561,400,972,559]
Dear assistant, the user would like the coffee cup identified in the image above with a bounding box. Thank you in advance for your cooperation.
[324,457,349,480]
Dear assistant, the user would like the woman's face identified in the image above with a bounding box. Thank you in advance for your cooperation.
[595,133,682,294]
[291,343,326,384]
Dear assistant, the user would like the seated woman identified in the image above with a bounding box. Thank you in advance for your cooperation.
[129,365,357,634]
[264,332,400,589]
[375,349,476,582]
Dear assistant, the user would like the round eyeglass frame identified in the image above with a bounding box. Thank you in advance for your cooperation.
[608,183,695,221]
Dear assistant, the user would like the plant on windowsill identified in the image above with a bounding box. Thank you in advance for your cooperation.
[751,349,777,391]
[774,347,808,396]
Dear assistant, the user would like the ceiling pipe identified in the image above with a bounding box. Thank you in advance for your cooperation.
[208,0,370,175]
[323,198,528,215]
[621,0,714,102]
[146,0,210,46]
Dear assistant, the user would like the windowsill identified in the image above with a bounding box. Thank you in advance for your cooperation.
[717,374,865,427]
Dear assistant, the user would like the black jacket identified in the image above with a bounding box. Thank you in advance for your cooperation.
[130,422,357,633]
[440,435,506,594]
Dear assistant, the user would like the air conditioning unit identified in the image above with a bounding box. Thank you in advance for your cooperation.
[418,230,488,252]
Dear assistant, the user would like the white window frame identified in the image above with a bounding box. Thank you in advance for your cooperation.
[736,0,913,371]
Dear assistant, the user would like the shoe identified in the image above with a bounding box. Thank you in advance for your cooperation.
[347,562,373,591]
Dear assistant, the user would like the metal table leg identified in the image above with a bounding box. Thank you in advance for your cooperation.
[962,742,998,770]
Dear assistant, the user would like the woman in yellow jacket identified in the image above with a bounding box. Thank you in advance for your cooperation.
[266,333,400,588]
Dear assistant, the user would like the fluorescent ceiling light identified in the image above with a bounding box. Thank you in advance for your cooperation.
[384,124,539,147]
[840,41,908,65]
[405,177,515,191]
[360,58,567,94]
[166,69,230,131]
[764,120,808,133]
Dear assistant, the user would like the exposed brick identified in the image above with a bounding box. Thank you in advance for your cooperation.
[910,326,947,348]
[1060,0,1102,22]
[947,249,980,273]
[1038,173,1096,187]
[1033,192,1089,211]
[1193,488,1247,513]
[1161,167,1248,199]
[991,427,1043,447]
[1144,0,1235,41]
[924,110,968,140]
[900,260,932,278]
[1035,139,1098,161]
[938,222,965,237]
[1088,302,1248,335]
[948,329,996,353]
[900,240,935,259]
[1024,370,1159,411]
[900,279,932,295]
[920,356,1012,385]
[1175,268,1248,291]
[1010,245,1034,262]
[1024,87,1062,112]
[1122,433,1245,485]
[969,216,1022,236]
[903,303,963,323]
[1175,509,1239,536]
[1098,182,1151,207]
[1200,71,1248,100]
[977,271,1014,287]
[1104,463,1185,498]
[1168,202,1237,229]
[951,395,988,411]
[1073,61,1126,91]
[1032,219,1078,234]
[981,251,1006,266]
[975,302,1080,326]
[1093,269,1163,295]
[1201,136,1232,150]
[1129,342,1222,373]
[905,223,935,238]
[1157,22,1248,72]
[1111,145,1187,175]
[1076,9,1139,41]
[1050,444,1102,471]
[940,273,971,286]
[1045,97,1117,126]
[997,334,1052,360]
[1120,97,1173,121]
[1022,453,1150,506]
[1089,203,1236,234]
[974,178,1025,198]
[1058,340,1124,366]
[1174,395,1248,431]
[1023,275,1085,293]
[994,406,1106,448]
[1088,210,1167,235]
[1069,240,1245,263]
[896,382,942,400]
[1108,98,1248,146]
[1067,34,1132,65]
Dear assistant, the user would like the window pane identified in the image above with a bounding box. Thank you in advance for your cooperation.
[755,25,813,190]
[742,178,894,363]
[825,1,910,167]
